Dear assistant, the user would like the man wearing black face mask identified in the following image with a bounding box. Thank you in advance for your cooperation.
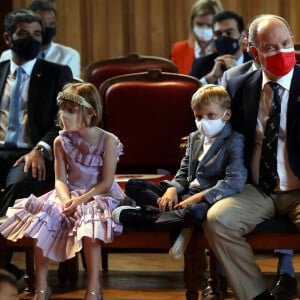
[190,10,252,84]
[0,9,73,278]
[0,0,81,78]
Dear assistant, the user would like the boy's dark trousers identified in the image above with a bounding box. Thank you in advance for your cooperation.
[124,178,209,229]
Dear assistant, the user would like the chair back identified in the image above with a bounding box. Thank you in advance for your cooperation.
[99,69,201,174]
[84,53,178,89]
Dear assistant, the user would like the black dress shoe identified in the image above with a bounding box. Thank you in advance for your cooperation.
[254,290,275,300]
[271,272,297,299]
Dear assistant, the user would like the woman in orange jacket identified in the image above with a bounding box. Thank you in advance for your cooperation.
[170,0,223,74]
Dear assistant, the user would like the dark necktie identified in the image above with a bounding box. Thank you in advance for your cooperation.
[40,51,45,59]
[259,82,281,194]
[5,67,23,148]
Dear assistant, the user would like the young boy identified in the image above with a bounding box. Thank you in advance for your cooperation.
[113,85,247,245]
[0,269,19,300]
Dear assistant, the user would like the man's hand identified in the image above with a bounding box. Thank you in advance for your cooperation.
[219,54,237,70]
[205,54,237,83]
[14,149,46,181]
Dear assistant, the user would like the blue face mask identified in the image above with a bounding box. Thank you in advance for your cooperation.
[214,36,240,56]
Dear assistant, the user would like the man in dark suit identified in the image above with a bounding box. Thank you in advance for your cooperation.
[220,60,257,87]
[203,14,300,300]
[189,10,252,84]
[0,9,73,276]
[220,51,298,300]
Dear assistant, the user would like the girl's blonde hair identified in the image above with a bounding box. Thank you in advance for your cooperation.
[188,0,223,46]
[191,84,231,110]
[57,82,102,128]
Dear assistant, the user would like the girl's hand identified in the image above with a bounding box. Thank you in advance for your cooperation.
[62,199,78,215]
[157,187,178,212]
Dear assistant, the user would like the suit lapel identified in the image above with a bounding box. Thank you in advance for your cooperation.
[198,123,231,167]
[0,62,10,103]
[28,60,44,104]
[190,133,204,175]
[30,59,44,82]
[242,70,262,135]
[289,65,300,110]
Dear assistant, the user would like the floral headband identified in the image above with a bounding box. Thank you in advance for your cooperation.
[57,91,94,110]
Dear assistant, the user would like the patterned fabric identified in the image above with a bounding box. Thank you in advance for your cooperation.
[259,82,281,194]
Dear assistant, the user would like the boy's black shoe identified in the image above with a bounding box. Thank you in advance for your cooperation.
[112,206,158,226]
[254,290,275,300]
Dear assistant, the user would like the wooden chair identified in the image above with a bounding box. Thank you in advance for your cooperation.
[0,234,35,291]
[99,69,201,271]
[84,53,178,89]
[99,69,201,174]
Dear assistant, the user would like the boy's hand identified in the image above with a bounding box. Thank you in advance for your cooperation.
[157,187,178,212]
[174,198,196,209]
[174,193,204,209]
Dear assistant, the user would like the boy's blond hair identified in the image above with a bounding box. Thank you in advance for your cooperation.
[191,84,231,110]
[57,82,102,128]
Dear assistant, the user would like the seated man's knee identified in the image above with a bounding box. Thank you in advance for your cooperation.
[203,202,232,233]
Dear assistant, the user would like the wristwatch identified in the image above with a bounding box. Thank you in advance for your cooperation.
[33,145,48,159]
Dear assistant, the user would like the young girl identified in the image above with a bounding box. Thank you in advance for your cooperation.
[0,83,126,300]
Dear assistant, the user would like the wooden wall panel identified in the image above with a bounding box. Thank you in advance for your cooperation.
[8,0,300,77]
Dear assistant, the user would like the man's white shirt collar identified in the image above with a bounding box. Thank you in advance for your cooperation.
[10,58,37,77]
[262,68,294,91]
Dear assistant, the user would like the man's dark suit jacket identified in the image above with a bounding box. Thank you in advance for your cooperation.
[189,51,253,79]
[226,65,300,180]
[0,59,73,149]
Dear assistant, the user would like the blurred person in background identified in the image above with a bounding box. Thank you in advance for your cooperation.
[170,0,223,74]
[0,0,81,78]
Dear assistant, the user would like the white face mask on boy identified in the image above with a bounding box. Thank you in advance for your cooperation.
[195,110,227,138]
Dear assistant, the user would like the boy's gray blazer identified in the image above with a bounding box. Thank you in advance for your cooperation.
[162,122,247,204]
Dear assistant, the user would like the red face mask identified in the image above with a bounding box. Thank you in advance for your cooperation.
[263,48,296,76]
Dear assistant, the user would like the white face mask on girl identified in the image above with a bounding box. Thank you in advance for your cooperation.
[195,110,227,138]
[193,26,213,42]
